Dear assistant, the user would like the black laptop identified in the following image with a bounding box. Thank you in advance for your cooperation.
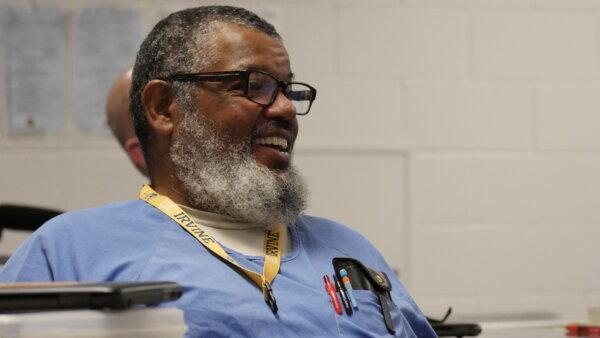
[0,281,182,311]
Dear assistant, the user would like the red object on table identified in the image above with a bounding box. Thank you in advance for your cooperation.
[565,324,600,336]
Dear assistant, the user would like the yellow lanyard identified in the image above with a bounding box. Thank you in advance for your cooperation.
[139,184,282,313]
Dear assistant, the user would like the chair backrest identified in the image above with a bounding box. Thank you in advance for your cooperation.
[0,204,63,232]
[0,204,63,264]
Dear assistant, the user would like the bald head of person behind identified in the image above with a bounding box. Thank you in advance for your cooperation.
[106,67,148,177]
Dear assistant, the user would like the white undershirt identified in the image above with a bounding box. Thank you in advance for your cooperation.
[179,205,290,257]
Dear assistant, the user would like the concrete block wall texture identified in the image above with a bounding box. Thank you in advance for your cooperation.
[0,0,599,321]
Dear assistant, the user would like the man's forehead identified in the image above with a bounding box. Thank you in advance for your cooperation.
[204,22,291,77]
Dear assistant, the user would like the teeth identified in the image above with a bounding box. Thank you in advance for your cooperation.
[255,137,288,151]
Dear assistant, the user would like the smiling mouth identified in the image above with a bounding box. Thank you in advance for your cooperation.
[255,136,289,152]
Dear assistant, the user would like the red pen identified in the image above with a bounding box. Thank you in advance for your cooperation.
[323,275,342,315]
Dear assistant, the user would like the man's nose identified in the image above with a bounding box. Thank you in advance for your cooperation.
[264,90,297,122]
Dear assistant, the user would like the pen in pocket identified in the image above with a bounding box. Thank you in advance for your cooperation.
[323,275,342,315]
[339,269,358,309]
[333,275,352,315]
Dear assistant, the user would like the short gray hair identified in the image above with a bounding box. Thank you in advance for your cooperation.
[130,5,281,168]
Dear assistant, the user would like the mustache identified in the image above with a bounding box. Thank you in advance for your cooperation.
[253,119,292,134]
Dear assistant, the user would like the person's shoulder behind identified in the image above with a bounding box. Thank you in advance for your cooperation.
[28,199,171,264]
[0,199,169,282]
[38,199,160,235]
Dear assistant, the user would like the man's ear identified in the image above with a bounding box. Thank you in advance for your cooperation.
[142,80,176,136]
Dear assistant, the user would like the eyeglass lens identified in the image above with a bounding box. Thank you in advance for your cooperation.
[246,72,312,115]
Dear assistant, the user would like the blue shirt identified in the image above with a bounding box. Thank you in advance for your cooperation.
[0,200,436,337]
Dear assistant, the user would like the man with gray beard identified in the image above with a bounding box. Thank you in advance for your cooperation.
[0,6,436,338]
[171,107,307,228]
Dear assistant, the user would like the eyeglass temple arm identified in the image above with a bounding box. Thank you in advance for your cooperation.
[160,72,246,82]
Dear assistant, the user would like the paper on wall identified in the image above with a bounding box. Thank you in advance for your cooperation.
[1,6,68,133]
[73,7,141,133]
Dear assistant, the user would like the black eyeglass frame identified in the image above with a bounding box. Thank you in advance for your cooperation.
[159,70,317,116]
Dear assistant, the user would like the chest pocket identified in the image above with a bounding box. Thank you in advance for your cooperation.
[333,257,416,337]
[338,290,417,337]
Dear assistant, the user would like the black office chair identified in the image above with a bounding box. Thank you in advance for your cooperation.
[0,204,63,264]
[428,307,482,337]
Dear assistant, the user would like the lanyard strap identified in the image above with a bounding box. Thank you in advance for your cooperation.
[139,184,282,313]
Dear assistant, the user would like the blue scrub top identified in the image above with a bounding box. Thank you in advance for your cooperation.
[0,200,437,338]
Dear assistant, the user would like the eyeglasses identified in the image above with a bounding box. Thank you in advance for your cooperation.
[160,70,317,116]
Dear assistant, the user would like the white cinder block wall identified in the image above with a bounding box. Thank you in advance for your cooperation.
[1,0,599,321]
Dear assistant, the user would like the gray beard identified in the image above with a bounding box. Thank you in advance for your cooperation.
[170,112,308,226]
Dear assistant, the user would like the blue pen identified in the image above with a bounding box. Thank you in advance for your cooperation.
[339,269,358,309]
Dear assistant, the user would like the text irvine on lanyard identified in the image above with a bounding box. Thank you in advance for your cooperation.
[139,184,283,313]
